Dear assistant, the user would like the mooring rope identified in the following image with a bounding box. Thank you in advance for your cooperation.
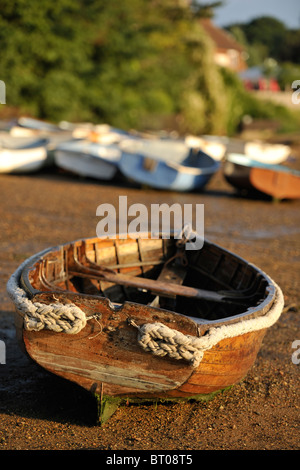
[129,283,284,368]
[6,228,197,334]
[6,254,87,334]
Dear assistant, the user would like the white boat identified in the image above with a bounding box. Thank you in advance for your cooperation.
[185,135,227,161]
[58,122,134,143]
[0,136,48,174]
[9,126,42,138]
[89,124,135,144]
[54,139,122,180]
[188,135,291,165]
[243,141,291,165]
[17,116,61,133]
[10,118,76,158]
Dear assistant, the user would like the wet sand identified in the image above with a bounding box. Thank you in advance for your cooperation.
[0,141,299,451]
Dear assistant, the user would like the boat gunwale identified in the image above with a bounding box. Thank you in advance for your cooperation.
[225,153,300,176]
[18,234,277,329]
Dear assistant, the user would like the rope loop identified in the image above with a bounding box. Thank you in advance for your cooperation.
[7,262,87,334]
[128,284,284,368]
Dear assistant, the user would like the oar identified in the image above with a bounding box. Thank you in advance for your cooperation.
[68,267,247,304]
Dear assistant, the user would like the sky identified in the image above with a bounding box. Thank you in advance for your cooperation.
[213,0,300,29]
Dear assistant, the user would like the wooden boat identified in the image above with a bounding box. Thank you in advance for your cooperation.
[224,153,300,200]
[118,138,220,191]
[7,232,284,423]
[54,139,122,180]
[0,136,48,173]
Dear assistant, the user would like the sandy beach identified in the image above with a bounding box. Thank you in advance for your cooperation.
[0,135,299,451]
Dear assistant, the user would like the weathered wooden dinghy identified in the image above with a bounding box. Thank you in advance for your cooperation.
[7,232,284,423]
[224,153,300,200]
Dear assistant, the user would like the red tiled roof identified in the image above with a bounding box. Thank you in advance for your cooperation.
[200,18,244,52]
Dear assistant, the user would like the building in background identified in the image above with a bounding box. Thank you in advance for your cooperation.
[200,18,248,72]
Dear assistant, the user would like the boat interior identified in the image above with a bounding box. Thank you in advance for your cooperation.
[20,236,274,325]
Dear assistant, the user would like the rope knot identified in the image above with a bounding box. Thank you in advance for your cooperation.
[130,321,205,368]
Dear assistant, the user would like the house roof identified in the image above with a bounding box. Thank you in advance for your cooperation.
[200,18,244,52]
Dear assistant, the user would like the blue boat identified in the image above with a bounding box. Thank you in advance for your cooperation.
[118,138,220,191]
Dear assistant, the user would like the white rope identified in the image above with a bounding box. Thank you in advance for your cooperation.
[130,282,284,368]
[6,254,87,334]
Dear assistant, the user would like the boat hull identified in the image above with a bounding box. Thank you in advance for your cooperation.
[54,150,118,180]
[224,154,300,199]
[17,310,267,400]
[54,140,122,180]
[0,138,48,173]
[118,141,219,191]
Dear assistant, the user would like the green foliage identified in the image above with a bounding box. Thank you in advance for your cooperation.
[220,67,300,135]
[0,0,94,121]
[240,16,287,60]
[0,0,229,133]
[277,62,300,90]
[0,1,297,135]
[227,16,300,66]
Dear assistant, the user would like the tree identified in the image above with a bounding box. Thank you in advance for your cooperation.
[226,16,297,64]
[0,0,97,121]
[0,0,229,133]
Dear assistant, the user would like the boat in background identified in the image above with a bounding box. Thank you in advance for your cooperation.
[185,135,227,161]
[0,136,49,173]
[118,138,220,191]
[243,141,291,165]
[9,118,77,159]
[196,135,291,165]
[89,124,135,144]
[16,116,62,133]
[7,232,284,424]
[224,153,300,200]
[54,138,122,180]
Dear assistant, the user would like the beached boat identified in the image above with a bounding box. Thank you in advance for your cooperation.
[7,231,284,423]
[17,116,62,133]
[184,135,227,161]
[196,135,290,164]
[58,122,132,142]
[243,141,291,165]
[54,139,122,180]
[118,138,220,191]
[89,124,134,144]
[224,153,300,200]
[9,121,77,165]
[0,136,48,173]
